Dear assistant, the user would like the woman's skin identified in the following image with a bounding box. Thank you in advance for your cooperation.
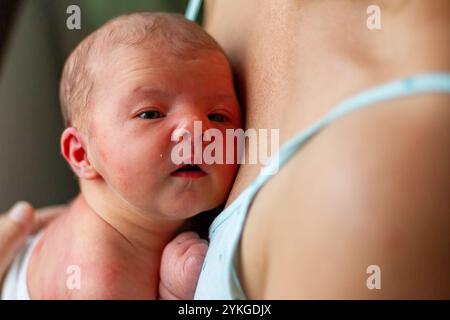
[1,0,449,299]
[205,0,450,298]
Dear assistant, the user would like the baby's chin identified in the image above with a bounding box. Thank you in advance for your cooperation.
[161,202,217,219]
[124,184,229,220]
[151,195,223,220]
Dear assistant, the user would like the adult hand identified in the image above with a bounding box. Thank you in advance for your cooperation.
[159,231,208,299]
[0,202,66,286]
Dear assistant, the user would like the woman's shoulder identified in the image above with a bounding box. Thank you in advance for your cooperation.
[241,93,450,298]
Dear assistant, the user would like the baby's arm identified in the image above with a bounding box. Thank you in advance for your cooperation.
[159,231,208,300]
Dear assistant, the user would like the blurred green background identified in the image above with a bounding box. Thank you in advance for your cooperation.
[0,0,201,212]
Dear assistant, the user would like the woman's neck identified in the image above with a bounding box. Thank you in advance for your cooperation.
[279,0,450,136]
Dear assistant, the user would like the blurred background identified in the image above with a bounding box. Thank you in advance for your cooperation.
[0,0,199,212]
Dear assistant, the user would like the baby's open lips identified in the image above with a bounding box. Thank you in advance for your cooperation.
[173,164,203,173]
[170,164,207,177]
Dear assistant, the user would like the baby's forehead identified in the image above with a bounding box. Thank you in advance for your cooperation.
[93,41,228,86]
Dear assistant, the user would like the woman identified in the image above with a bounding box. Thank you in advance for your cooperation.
[194,0,450,299]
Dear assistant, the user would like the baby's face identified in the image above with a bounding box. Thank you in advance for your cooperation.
[85,45,242,218]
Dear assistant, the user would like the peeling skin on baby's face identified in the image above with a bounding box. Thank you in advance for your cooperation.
[84,46,242,219]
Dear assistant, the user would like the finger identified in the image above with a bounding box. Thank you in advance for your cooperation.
[0,202,34,279]
[163,238,208,262]
[184,241,209,258]
[32,205,67,234]
[172,231,200,244]
[158,280,184,300]
[177,238,208,254]
[183,254,205,277]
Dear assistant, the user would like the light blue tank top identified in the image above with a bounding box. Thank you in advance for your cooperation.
[193,73,450,299]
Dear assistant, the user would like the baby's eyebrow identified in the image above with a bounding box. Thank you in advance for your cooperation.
[130,86,173,98]
[128,87,235,100]
[211,93,236,100]
[121,86,173,107]
[121,86,236,108]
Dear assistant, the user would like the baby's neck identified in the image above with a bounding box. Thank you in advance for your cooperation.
[75,190,186,254]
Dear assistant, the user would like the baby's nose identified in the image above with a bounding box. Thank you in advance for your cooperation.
[172,113,210,144]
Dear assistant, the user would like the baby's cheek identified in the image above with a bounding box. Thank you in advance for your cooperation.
[219,162,238,183]
[112,166,147,197]
[109,158,161,207]
[206,164,236,206]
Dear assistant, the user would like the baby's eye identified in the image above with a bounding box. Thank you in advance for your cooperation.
[138,111,165,120]
[208,113,227,123]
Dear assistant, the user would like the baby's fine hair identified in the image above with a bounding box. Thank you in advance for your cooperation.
[59,12,224,129]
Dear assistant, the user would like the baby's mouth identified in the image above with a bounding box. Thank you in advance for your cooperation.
[171,164,206,178]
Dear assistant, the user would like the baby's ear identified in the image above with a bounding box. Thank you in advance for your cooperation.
[60,127,98,180]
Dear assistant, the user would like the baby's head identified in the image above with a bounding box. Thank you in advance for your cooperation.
[60,12,242,219]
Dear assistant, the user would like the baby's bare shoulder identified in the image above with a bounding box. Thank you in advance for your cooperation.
[62,227,160,300]
[53,238,160,300]
[29,209,159,299]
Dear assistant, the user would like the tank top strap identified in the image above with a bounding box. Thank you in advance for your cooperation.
[185,0,203,21]
[249,73,450,193]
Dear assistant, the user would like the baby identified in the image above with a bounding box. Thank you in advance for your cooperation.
[1,12,241,299]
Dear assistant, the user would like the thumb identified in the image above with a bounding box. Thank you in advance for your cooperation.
[0,202,34,278]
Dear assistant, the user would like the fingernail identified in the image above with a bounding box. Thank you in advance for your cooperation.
[8,202,32,225]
